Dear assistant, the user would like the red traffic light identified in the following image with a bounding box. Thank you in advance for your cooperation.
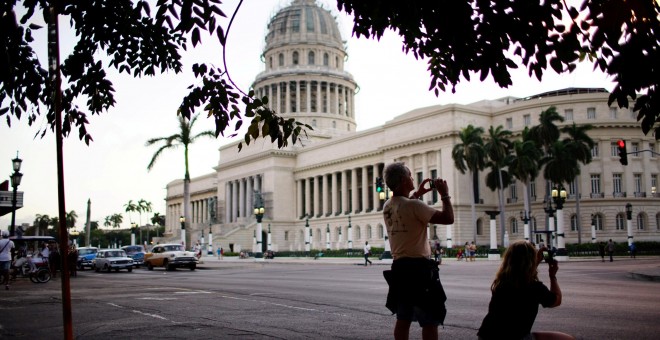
[617,140,625,148]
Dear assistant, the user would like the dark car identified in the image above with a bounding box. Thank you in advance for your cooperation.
[121,245,146,267]
[77,247,99,270]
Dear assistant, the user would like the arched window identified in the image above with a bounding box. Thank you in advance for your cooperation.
[335,56,339,67]
[595,214,603,231]
[278,53,284,66]
[367,225,372,239]
[356,226,361,240]
[335,227,341,241]
[269,57,273,69]
[378,225,384,238]
[616,213,625,230]
[323,53,329,66]
[571,214,578,231]
[637,213,645,230]
[312,119,317,127]
[510,218,518,234]
[476,219,483,236]
[316,228,322,242]
[656,213,660,230]
[332,121,336,128]
[292,51,299,65]
[308,51,315,65]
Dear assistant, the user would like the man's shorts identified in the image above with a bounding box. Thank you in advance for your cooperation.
[396,303,441,327]
[0,261,10,271]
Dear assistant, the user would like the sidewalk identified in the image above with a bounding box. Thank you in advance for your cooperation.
[196,255,660,281]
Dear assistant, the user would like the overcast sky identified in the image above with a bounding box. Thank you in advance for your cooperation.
[0,0,614,230]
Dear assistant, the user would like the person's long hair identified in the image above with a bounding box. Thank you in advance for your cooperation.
[491,241,538,291]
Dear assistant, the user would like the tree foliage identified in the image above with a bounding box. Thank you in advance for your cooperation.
[1,0,308,148]
[337,0,660,139]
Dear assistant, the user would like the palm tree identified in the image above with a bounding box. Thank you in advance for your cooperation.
[65,210,78,229]
[151,212,164,226]
[103,216,112,229]
[529,106,565,153]
[561,123,595,244]
[484,125,513,245]
[137,199,153,227]
[110,213,124,229]
[124,200,138,226]
[543,140,580,187]
[33,214,51,236]
[146,113,215,246]
[452,125,486,243]
[509,129,543,239]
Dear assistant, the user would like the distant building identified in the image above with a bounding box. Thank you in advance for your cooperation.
[163,0,660,253]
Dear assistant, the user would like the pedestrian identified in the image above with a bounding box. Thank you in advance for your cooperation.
[217,247,221,259]
[607,239,615,262]
[0,231,15,290]
[464,242,470,262]
[48,242,60,278]
[364,241,372,266]
[469,241,477,262]
[598,242,606,262]
[477,241,573,340]
[629,242,636,258]
[456,248,464,261]
[382,162,454,340]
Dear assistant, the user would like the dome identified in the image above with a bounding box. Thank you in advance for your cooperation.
[264,0,344,51]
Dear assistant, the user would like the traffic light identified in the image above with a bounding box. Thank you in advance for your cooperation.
[376,177,383,192]
[617,139,628,166]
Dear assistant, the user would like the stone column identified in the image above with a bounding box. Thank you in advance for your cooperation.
[297,179,303,219]
[322,174,329,217]
[372,164,380,211]
[486,210,500,260]
[341,170,348,214]
[314,175,321,217]
[305,177,311,217]
[225,182,231,223]
[331,172,338,216]
[361,166,369,213]
[351,168,359,213]
[239,178,246,219]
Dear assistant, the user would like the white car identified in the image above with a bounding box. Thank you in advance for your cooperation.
[144,244,197,271]
[93,249,134,272]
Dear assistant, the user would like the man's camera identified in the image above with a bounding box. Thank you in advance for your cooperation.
[427,178,435,189]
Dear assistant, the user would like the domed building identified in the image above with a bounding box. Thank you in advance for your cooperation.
[162,0,660,255]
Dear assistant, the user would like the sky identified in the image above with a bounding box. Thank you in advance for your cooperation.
[0,0,614,231]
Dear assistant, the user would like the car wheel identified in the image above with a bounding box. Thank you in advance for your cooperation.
[114,268,119,272]
[77,264,84,271]
[189,264,196,271]
[105,265,111,273]
[128,267,133,272]
[35,268,51,283]
[164,260,174,271]
[94,265,99,272]
[147,262,154,271]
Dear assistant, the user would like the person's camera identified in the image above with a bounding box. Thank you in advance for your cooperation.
[427,178,435,189]
[543,250,554,263]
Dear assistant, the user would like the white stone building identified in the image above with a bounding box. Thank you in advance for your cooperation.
[163,0,660,253]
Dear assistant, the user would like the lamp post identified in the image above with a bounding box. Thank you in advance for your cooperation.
[267,224,272,252]
[590,214,597,243]
[131,222,137,245]
[520,210,531,242]
[9,152,23,237]
[625,203,633,246]
[254,197,265,259]
[179,216,186,248]
[304,217,310,255]
[325,224,330,250]
[541,198,556,249]
[551,186,568,260]
[347,215,353,250]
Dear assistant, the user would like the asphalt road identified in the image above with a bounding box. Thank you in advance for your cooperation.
[1,257,659,339]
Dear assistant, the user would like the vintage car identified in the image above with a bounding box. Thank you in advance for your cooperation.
[144,244,197,271]
[121,245,146,267]
[77,247,99,270]
[92,249,134,272]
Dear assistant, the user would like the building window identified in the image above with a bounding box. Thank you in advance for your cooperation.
[511,219,518,234]
[291,10,300,32]
[637,214,645,230]
[591,175,601,194]
[431,169,438,203]
[378,225,384,238]
[630,108,637,119]
[278,53,284,66]
[311,119,317,127]
[656,213,660,231]
[323,53,329,66]
[609,107,617,119]
[571,215,578,231]
[292,51,299,65]
[308,51,315,65]
[564,109,573,121]
[595,214,603,231]
[632,142,640,156]
[356,226,361,240]
[269,56,273,69]
[530,180,537,199]
[305,8,314,32]
[335,56,339,68]
[634,174,642,193]
[613,174,622,194]
[332,121,336,128]
[523,114,531,126]
[284,231,289,241]
[506,117,513,129]
[568,179,577,196]
[591,143,599,158]
[587,107,596,119]
[477,219,483,236]
[510,181,517,200]
[611,142,619,157]
[616,214,625,230]
[652,174,658,193]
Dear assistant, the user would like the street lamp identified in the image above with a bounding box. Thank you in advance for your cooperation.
[541,198,556,249]
[179,216,186,248]
[9,152,23,237]
[520,210,531,242]
[131,222,137,246]
[304,217,310,255]
[590,214,597,243]
[551,186,568,259]
[253,191,265,259]
[625,203,633,245]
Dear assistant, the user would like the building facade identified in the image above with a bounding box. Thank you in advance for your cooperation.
[162,0,660,253]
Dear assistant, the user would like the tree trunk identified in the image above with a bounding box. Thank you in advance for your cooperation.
[497,168,506,246]
[470,171,478,243]
[575,178,582,244]
[183,177,191,249]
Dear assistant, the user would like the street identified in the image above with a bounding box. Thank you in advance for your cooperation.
[1,257,659,339]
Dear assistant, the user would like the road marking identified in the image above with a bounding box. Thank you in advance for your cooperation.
[107,302,171,322]
[137,297,178,300]
[221,295,347,317]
